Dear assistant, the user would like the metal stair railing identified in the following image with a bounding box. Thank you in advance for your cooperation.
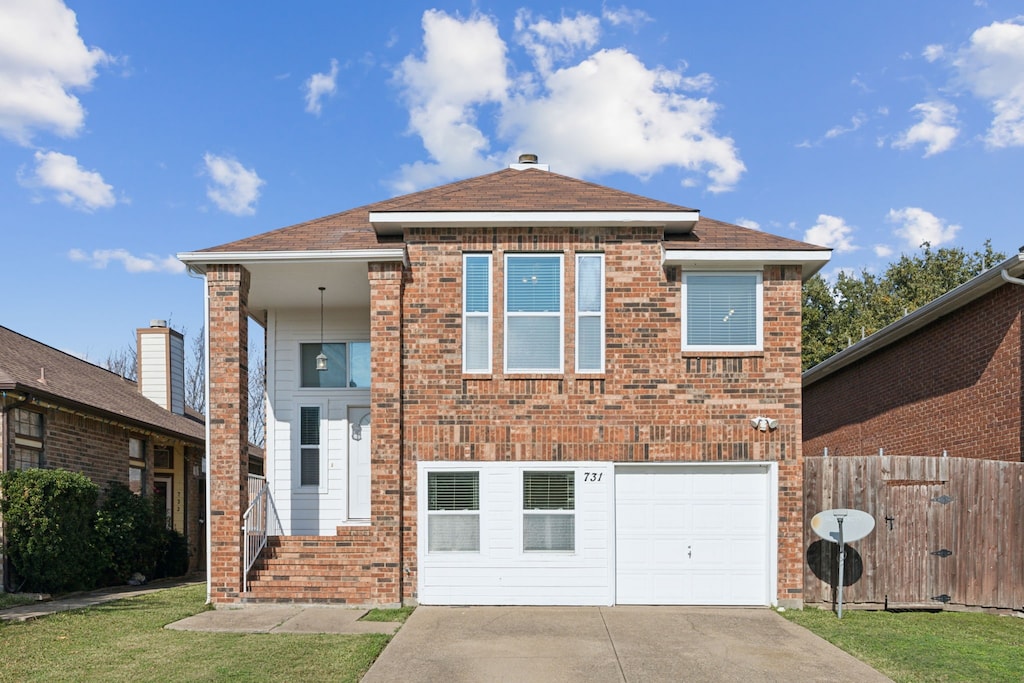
[242,475,282,593]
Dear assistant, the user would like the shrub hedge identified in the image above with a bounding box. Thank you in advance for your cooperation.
[1,470,190,593]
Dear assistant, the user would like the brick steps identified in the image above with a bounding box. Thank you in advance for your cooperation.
[242,535,383,604]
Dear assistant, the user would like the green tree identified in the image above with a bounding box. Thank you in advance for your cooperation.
[802,241,1006,370]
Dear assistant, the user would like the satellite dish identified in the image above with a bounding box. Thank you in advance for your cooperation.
[811,508,875,544]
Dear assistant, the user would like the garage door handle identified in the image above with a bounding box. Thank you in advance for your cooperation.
[688,545,692,558]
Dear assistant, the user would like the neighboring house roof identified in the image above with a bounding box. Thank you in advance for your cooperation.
[0,326,204,443]
[185,167,827,257]
[803,251,1024,387]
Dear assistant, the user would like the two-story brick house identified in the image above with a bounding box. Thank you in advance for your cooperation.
[180,156,830,608]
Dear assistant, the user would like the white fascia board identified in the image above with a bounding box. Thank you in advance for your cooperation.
[803,252,1024,387]
[663,249,832,281]
[369,210,699,234]
[177,248,407,273]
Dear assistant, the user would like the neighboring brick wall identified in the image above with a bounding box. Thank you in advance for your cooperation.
[804,284,1023,462]
[40,408,132,489]
[207,264,251,602]
[396,227,807,605]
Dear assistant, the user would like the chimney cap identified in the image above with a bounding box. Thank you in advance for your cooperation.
[517,153,539,164]
[150,319,167,328]
[510,153,549,171]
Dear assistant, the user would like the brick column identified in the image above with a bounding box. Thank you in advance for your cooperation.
[368,261,403,604]
[206,264,250,603]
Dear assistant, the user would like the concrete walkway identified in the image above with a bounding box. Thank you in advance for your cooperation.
[0,576,203,623]
[362,605,893,683]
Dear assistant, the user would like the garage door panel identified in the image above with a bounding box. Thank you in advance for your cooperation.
[615,466,771,606]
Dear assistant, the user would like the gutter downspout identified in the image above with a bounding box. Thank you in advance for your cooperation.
[1000,269,1024,287]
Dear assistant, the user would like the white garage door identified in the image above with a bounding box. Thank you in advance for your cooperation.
[615,465,771,605]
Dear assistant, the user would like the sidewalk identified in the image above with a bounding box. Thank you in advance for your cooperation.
[1,576,401,635]
[0,575,203,623]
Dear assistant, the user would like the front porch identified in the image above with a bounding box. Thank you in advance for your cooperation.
[195,256,405,605]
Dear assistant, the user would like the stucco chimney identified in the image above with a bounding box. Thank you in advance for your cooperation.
[137,320,186,415]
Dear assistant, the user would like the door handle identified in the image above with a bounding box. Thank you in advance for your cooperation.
[688,545,692,559]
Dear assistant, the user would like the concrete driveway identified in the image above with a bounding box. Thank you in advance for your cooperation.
[362,605,892,683]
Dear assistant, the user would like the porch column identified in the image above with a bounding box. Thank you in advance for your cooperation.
[368,261,403,603]
[206,264,250,603]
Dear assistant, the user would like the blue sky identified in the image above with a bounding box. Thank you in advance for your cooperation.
[2,1,1023,362]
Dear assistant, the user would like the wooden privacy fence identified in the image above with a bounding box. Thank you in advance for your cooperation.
[804,455,1024,612]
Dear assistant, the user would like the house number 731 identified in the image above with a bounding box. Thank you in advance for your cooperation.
[584,472,603,482]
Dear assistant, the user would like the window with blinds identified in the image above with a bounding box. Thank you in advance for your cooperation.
[463,254,492,373]
[505,254,563,372]
[682,272,763,351]
[427,471,480,552]
[299,406,321,487]
[576,254,604,372]
[523,471,575,552]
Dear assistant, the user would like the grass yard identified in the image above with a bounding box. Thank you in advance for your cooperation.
[781,607,1024,682]
[0,583,391,682]
[0,593,37,610]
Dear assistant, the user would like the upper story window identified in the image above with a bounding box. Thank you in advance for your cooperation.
[505,254,563,373]
[463,254,492,373]
[681,272,763,352]
[300,342,370,388]
[576,254,605,372]
[11,408,43,470]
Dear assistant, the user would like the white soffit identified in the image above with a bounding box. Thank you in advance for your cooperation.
[368,211,700,235]
[176,248,407,273]
[663,249,832,281]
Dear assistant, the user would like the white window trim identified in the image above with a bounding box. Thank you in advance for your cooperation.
[575,253,605,373]
[426,469,481,554]
[504,253,564,374]
[681,270,764,352]
[521,470,576,554]
[462,253,492,374]
[294,401,329,494]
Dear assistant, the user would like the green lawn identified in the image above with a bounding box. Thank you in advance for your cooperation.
[781,607,1024,682]
[0,593,37,610]
[0,584,391,682]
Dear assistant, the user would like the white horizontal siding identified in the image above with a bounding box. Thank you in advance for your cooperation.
[418,461,616,606]
[265,308,371,535]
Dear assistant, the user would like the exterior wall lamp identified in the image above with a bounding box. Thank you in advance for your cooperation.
[750,416,779,432]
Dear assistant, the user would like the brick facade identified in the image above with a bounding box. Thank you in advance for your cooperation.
[397,227,806,604]
[804,283,1023,462]
[207,264,251,602]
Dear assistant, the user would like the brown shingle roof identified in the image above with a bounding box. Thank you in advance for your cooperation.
[0,326,204,443]
[190,166,825,254]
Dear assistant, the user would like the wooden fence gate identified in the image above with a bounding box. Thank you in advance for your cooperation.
[804,455,1024,612]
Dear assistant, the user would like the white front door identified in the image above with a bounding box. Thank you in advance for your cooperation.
[615,465,771,605]
[348,407,371,519]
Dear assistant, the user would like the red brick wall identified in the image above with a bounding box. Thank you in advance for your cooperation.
[804,284,1023,462]
[396,227,807,605]
[207,264,250,602]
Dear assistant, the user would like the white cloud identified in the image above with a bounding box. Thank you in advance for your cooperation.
[19,150,116,210]
[923,44,945,62]
[304,58,339,115]
[0,0,109,144]
[735,218,761,230]
[68,248,185,274]
[886,207,960,248]
[391,10,744,194]
[873,244,895,258]
[515,10,600,75]
[892,100,959,156]
[825,112,867,139]
[602,6,652,30]
[202,153,264,216]
[804,214,858,253]
[951,18,1024,147]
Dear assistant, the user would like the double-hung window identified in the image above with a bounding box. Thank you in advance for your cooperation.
[427,471,480,552]
[576,254,604,372]
[523,471,575,552]
[463,254,492,373]
[11,409,43,470]
[681,272,763,352]
[505,254,563,373]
